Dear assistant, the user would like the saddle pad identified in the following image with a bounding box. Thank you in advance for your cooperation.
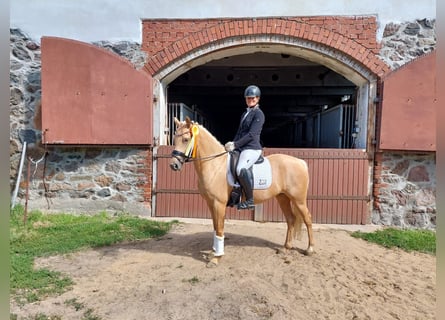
[227,155,272,189]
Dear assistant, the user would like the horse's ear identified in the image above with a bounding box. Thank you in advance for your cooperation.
[174,117,181,127]
[185,116,192,127]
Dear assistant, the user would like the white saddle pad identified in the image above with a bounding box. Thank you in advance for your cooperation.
[227,154,272,189]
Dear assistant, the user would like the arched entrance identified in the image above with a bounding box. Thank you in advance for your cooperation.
[151,32,381,224]
[151,36,381,150]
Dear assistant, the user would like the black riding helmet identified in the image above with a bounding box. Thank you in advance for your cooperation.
[244,85,261,98]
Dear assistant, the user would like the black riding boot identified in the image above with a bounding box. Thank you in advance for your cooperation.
[237,168,255,210]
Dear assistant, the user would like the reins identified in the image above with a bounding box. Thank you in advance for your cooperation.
[186,151,228,162]
[171,122,228,164]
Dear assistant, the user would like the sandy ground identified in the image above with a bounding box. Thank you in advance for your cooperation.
[11,219,436,320]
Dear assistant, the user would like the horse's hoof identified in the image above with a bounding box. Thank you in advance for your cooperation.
[206,256,221,268]
[200,250,213,261]
[305,247,315,256]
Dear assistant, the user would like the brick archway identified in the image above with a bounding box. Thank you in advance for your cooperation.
[145,17,391,224]
[142,16,391,80]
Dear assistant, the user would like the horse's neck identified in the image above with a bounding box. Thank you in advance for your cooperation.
[193,126,226,177]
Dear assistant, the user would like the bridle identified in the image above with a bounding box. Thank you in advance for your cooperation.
[171,128,193,164]
[171,123,227,165]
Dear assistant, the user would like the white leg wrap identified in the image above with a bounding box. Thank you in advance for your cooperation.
[213,233,225,256]
[212,231,216,252]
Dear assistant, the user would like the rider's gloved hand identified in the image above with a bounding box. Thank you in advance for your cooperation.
[224,141,235,152]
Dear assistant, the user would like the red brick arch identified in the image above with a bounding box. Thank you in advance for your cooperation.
[142,17,391,78]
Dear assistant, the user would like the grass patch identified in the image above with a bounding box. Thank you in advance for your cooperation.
[64,298,85,311]
[183,276,200,285]
[10,205,177,304]
[351,227,436,255]
[65,298,102,319]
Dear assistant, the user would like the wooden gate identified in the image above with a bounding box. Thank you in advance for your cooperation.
[153,146,253,220]
[261,148,370,224]
[153,146,370,224]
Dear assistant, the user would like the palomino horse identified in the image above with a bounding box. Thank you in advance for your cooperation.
[170,117,314,266]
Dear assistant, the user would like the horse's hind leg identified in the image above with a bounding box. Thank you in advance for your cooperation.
[293,200,315,255]
[276,194,297,250]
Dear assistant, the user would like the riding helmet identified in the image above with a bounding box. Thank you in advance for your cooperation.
[244,85,261,98]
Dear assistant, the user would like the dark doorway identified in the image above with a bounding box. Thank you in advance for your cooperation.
[167,52,357,148]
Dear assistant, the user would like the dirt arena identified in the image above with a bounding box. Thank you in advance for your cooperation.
[12,220,436,320]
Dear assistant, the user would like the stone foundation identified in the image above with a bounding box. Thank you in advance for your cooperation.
[373,152,436,229]
[19,147,152,215]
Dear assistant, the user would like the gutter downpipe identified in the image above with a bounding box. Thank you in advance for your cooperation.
[11,141,27,209]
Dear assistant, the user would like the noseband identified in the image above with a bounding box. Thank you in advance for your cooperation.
[171,149,189,164]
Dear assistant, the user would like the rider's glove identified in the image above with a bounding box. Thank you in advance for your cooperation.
[224,141,235,152]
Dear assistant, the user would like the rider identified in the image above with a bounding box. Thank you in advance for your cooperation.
[224,85,265,210]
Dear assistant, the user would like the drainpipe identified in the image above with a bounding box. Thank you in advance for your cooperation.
[11,141,27,209]
[369,80,380,224]
[24,155,31,225]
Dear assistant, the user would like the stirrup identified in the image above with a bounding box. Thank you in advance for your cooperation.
[237,199,254,210]
[227,187,241,207]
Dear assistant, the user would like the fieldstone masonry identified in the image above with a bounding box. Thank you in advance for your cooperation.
[28,147,152,215]
[10,29,152,215]
[378,19,436,69]
[9,19,436,227]
[373,152,436,229]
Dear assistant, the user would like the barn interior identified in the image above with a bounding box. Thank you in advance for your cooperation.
[167,52,358,148]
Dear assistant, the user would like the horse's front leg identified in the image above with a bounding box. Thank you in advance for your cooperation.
[208,200,226,267]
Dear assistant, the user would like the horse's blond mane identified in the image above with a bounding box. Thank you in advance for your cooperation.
[180,118,223,148]
[195,122,223,147]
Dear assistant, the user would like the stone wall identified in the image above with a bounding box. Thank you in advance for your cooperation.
[372,152,436,229]
[371,19,436,229]
[10,29,152,215]
[9,18,436,227]
[20,147,152,215]
[378,19,436,70]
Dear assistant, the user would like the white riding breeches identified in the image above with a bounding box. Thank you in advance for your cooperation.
[236,149,262,176]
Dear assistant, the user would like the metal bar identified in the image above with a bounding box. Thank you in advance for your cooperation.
[154,190,369,200]
[24,157,30,225]
[11,141,27,209]
[154,189,201,194]
[262,149,371,159]
[154,153,175,159]
[294,154,370,159]
[307,195,370,200]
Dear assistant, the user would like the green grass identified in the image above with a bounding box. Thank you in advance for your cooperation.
[183,276,200,285]
[10,205,177,304]
[351,227,436,255]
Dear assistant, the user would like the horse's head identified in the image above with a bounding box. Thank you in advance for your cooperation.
[170,116,195,171]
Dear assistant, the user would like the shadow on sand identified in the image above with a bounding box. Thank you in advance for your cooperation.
[91,227,308,265]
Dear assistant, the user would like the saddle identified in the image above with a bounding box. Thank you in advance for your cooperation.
[229,150,264,178]
[227,150,264,207]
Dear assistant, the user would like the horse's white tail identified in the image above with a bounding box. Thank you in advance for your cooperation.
[293,208,304,241]
[292,159,310,241]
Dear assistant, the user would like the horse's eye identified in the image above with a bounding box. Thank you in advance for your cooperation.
[183,138,189,143]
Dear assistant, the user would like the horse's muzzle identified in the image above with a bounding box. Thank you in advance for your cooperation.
[170,150,186,171]
[169,158,182,171]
